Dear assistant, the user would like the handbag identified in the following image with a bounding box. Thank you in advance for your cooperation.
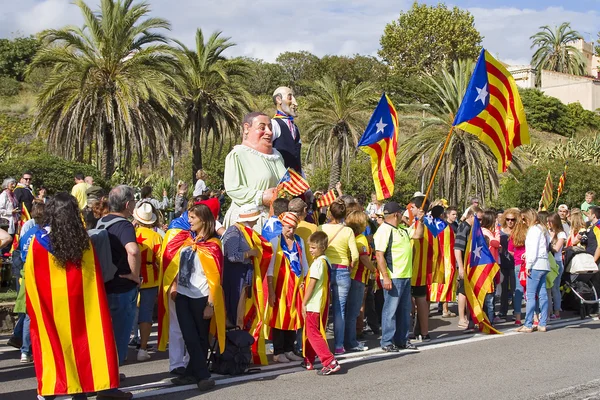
[518,259,527,291]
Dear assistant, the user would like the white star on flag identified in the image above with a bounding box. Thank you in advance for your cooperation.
[473,245,482,260]
[284,251,299,263]
[475,83,488,105]
[264,217,278,231]
[435,220,445,229]
[425,215,434,225]
[375,117,387,133]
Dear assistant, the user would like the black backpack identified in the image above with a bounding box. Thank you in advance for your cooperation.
[210,329,256,375]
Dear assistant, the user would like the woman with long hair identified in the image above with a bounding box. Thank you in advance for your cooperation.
[480,210,501,323]
[547,213,566,320]
[169,204,225,391]
[508,210,528,325]
[498,208,519,319]
[0,177,18,237]
[517,209,551,333]
[24,193,124,399]
[567,208,586,247]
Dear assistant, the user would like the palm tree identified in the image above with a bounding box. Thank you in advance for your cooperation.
[173,29,252,182]
[29,0,181,179]
[530,23,587,86]
[304,76,377,189]
[398,59,521,207]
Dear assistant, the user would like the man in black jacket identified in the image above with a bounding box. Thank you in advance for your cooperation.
[13,172,34,213]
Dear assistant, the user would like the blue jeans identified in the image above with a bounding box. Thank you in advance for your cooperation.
[380,278,411,348]
[107,287,138,364]
[551,260,564,313]
[513,268,524,316]
[331,267,351,350]
[21,314,31,355]
[525,269,549,328]
[344,279,365,349]
[484,293,494,323]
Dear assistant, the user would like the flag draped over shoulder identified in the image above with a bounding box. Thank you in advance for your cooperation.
[358,93,399,200]
[316,189,338,208]
[157,228,191,351]
[453,49,530,172]
[11,203,31,251]
[302,256,331,357]
[540,171,554,211]
[239,224,273,365]
[464,217,501,334]
[430,224,457,303]
[278,168,310,196]
[25,232,119,396]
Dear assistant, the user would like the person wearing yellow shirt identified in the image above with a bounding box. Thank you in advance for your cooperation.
[71,173,88,210]
[318,199,358,355]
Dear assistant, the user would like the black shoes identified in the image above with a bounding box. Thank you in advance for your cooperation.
[381,344,400,352]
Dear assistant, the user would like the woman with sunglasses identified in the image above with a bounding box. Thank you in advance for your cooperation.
[508,210,527,325]
[498,208,519,320]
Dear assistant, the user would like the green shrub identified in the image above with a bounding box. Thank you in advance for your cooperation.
[0,77,20,97]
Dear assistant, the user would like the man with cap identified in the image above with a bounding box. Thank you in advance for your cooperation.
[266,212,309,363]
[132,203,163,361]
[374,201,424,352]
[557,204,570,236]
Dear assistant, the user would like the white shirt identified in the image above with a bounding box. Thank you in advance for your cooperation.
[525,224,550,271]
[193,179,207,197]
[554,231,567,263]
[176,246,210,298]
[271,118,301,142]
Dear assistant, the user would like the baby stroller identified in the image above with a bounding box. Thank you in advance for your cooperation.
[563,246,600,319]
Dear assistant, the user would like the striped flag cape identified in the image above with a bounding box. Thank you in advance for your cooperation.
[453,49,530,172]
[358,93,399,200]
[540,171,554,211]
[464,217,501,334]
[302,256,331,357]
[157,227,191,351]
[265,236,305,331]
[25,230,119,396]
[278,168,310,196]
[430,223,457,303]
[316,189,337,208]
[239,224,273,365]
[135,226,163,289]
[411,215,447,287]
[557,163,567,198]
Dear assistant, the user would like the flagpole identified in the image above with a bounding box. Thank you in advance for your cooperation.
[421,125,455,209]
[553,193,561,212]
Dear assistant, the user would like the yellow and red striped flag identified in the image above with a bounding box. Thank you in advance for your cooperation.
[540,171,554,211]
[278,168,310,196]
[11,203,32,251]
[453,49,530,172]
[557,163,567,198]
[464,217,501,334]
[358,93,399,200]
[316,189,338,208]
[135,226,163,289]
[239,224,273,365]
[430,224,457,303]
[25,232,119,396]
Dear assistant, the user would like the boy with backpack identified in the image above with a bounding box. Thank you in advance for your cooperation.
[301,231,341,375]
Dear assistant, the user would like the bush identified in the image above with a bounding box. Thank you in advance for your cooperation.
[0,76,20,97]
[0,154,105,195]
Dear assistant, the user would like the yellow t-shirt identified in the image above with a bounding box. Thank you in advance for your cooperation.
[71,182,88,210]
[318,224,359,266]
[305,255,329,313]
[296,220,317,265]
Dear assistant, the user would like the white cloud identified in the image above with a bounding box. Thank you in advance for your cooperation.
[0,1,597,67]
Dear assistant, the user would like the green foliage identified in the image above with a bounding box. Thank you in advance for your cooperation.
[527,136,600,165]
[275,51,323,95]
[379,3,482,77]
[241,58,286,97]
[0,76,20,97]
[0,112,44,162]
[384,74,437,107]
[519,89,576,136]
[498,160,598,210]
[0,36,40,81]
[319,55,388,87]
[0,154,104,194]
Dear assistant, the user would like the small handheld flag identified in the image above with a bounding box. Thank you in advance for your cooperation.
[316,189,338,208]
[556,162,567,198]
[358,93,399,201]
[453,49,530,172]
[540,171,553,211]
[278,168,310,196]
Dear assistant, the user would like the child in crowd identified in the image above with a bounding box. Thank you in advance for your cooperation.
[301,231,341,375]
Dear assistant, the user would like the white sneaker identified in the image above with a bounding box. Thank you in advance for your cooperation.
[273,354,290,363]
[284,351,303,361]
[20,353,32,363]
[137,349,151,362]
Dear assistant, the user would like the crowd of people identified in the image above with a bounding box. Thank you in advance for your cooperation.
[2,106,599,399]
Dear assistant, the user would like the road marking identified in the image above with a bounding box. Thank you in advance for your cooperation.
[130,316,594,398]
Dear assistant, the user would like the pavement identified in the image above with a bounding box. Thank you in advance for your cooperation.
[1,306,599,399]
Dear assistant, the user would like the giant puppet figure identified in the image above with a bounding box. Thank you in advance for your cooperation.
[271,86,302,174]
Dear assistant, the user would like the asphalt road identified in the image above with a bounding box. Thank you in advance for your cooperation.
[1,309,599,400]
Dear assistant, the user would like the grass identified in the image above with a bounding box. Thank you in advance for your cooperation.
[0,290,17,303]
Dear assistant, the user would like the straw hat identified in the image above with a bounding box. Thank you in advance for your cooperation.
[236,204,261,223]
[133,203,157,225]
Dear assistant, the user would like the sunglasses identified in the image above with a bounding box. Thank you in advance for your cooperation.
[505,218,515,221]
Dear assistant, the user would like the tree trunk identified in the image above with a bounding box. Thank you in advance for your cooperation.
[191,123,203,185]
[101,123,115,180]
[328,134,343,190]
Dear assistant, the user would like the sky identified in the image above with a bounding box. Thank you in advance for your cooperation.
[0,0,598,66]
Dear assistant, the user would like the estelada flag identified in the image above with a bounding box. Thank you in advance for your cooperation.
[411,215,447,287]
[239,224,273,365]
[430,224,457,303]
[25,230,119,396]
[358,93,399,201]
[157,228,191,351]
[540,171,554,211]
[316,189,337,208]
[135,226,163,289]
[454,49,530,172]
[464,217,501,334]
[278,168,310,196]
[302,256,331,357]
